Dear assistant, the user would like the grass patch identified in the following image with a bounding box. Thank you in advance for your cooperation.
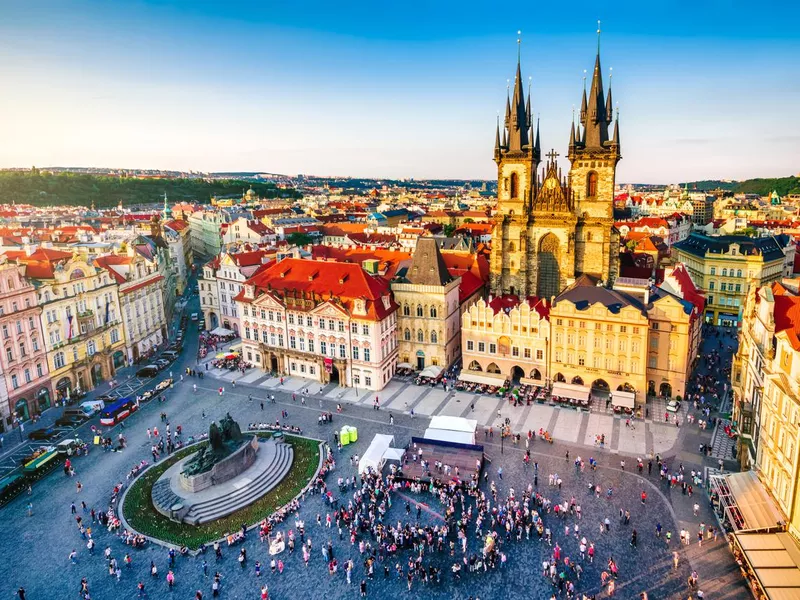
[122,434,320,548]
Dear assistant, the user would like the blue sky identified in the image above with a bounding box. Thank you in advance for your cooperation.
[0,0,798,182]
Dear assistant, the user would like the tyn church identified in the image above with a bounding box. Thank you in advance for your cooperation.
[489,44,621,299]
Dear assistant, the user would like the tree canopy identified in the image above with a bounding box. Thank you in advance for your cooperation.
[0,171,301,209]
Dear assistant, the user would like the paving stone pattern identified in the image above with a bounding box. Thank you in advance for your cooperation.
[0,292,750,600]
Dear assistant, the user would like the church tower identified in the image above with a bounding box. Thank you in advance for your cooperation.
[567,35,621,286]
[489,49,540,297]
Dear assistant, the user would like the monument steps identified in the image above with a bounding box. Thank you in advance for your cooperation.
[182,442,294,525]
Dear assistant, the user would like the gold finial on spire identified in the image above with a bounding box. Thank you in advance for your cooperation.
[597,20,601,52]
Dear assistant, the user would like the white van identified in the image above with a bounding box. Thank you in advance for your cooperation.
[191,313,199,321]
[80,400,105,416]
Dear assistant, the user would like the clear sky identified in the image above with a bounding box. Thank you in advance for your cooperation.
[1,0,798,183]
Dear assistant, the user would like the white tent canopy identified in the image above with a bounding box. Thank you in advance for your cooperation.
[458,370,506,386]
[551,382,591,403]
[424,416,478,445]
[358,434,395,475]
[397,362,414,370]
[611,390,636,408]
[210,326,234,336]
[419,365,443,378]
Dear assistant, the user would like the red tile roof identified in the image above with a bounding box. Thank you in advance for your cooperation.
[487,294,550,319]
[774,294,800,350]
[238,258,397,322]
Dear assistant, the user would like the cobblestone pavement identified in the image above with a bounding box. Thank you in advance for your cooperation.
[1,306,750,600]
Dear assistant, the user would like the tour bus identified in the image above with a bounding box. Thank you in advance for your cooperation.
[99,397,138,426]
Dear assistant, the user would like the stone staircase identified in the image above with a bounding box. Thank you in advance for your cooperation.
[151,439,295,525]
[183,441,294,525]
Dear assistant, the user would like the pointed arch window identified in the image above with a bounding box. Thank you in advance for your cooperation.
[510,172,519,199]
[430,331,438,344]
[404,328,411,341]
[416,305,423,317]
[586,171,598,198]
[402,304,410,316]
[417,330,424,343]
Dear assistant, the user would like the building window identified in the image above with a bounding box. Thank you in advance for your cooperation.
[512,346,519,357]
[338,321,345,333]
[364,376,372,387]
[417,330,424,342]
[289,336,296,349]
[431,331,438,344]
[648,356,657,368]
[352,347,359,360]
[722,268,727,277]
[430,306,437,318]
[403,305,410,316]
[320,341,327,355]
[586,171,598,197]
[364,348,370,362]
[36,363,43,377]
[536,349,543,360]
[353,374,360,385]
[351,322,358,333]
[288,314,295,325]
[478,342,485,352]
[467,340,474,351]
[299,338,305,352]
[578,357,585,366]
[416,305,423,317]
[307,316,313,327]
[510,172,519,198]
[720,283,727,291]
[309,366,315,375]
[524,348,531,359]
[54,352,65,369]
[362,324,369,335]
[308,340,314,353]
[244,327,250,340]
[300,364,306,374]
[709,281,715,290]
[489,343,496,354]
[404,329,411,341]
[11,374,18,389]
[710,267,716,275]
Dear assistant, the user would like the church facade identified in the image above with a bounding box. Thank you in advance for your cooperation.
[489,47,621,299]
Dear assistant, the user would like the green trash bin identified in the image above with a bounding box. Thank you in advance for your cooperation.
[340,427,350,445]
[348,426,358,442]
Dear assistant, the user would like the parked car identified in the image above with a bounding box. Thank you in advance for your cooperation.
[154,358,170,370]
[55,414,87,428]
[136,365,160,378]
[161,350,179,361]
[666,399,681,413]
[27,427,61,441]
[79,400,106,415]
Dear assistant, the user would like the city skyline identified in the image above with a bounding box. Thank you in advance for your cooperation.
[1,0,798,182]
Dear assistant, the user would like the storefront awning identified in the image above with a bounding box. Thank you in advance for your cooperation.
[733,532,800,600]
[710,471,784,532]
[458,370,507,386]
[551,382,590,403]
[611,390,636,409]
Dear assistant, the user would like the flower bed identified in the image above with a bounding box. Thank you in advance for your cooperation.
[121,433,321,549]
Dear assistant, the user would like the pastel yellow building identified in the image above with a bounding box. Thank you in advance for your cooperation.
[673,233,795,326]
[24,251,126,398]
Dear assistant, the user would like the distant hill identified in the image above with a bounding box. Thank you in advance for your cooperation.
[733,176,800,197]
[680,180,738,192]
[0,171,301,209]
[681,176,800,196]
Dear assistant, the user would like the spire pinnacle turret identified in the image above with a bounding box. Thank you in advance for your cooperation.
[605,68,614,123]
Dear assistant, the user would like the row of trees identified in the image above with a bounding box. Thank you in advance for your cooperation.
[0,171,301,209]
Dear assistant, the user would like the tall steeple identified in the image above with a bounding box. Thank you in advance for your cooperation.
[505,35,531,153]
[162,192,172,221]
[581,22,611,148]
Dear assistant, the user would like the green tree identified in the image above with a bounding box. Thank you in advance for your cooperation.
[286,232,313,246]
[443,224,456,236]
